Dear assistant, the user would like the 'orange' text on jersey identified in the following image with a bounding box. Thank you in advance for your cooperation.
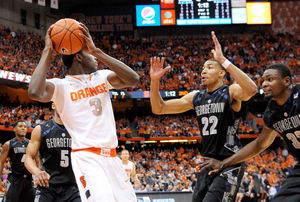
[70,83,107,101]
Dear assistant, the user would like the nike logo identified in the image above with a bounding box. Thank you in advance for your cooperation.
[70,83,76,86]
[61,47,69,55]
[125,179,129,182]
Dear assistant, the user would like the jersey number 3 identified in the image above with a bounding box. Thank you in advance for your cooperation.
[90,98,102,116]
[287,131,300,149]
[201,116,218,136]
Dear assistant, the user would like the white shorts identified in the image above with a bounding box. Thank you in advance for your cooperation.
[71,148,137,202]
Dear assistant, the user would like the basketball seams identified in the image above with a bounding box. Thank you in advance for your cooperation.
[50,18,84,55]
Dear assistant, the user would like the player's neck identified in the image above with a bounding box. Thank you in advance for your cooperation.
[15,135,25,142]
[123,160,129,164]
[275,86,292,106]
[69,66,96,75]
[53,116,63,125]
[207,81,223,93]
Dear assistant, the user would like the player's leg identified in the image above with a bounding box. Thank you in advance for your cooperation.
[19,178,35,202]
[37,186,56,202]
[192,169,211,202]
[203,164,245,202]
[62,184,81,202]
[103,157,137,202]
[272,175,300,202]
[71,151,115,202]
[3,175,21,202]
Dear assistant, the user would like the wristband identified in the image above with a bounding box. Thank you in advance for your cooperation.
[222,59,231,69]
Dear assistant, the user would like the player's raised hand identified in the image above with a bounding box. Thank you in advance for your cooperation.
[34,170,50,187]
[211,31,226,63]
[45,25,57,55]
[150,57,171,80]
[198,157,224,175]
[79,23,97,54]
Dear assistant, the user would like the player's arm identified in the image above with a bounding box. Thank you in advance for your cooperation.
[25,125,50,187]
[131,163,140,184]
[0,141,9,191]
[28,26,55,103]
[198,124,278,175]
[210,31,257,103]
[150,57,196,114]
[78,23,139,89]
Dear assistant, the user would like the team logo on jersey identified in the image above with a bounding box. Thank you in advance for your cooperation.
[294,93,298,99]
[208,100,211,103]
[284,112,288,117]
[62,133,65,137]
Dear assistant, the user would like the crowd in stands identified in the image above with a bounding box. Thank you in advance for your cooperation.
[120,144,296,202]
[1,25,300,92]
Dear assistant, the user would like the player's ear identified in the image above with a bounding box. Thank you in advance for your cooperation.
[284,76,291,87]
[75,52,83,63]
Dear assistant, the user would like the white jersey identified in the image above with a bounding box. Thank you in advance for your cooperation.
[122,160,134,178]
[49,70,117,150]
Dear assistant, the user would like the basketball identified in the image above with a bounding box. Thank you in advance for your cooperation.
[50,18,85,55]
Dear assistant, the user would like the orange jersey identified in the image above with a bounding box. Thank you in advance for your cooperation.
[49,70,117,149]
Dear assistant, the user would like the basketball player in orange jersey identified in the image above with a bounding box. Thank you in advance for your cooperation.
[28,23,139,202]
[120,150,140,184]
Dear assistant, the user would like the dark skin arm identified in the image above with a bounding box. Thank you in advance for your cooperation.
[25,125,50,187]
[0,142,9,191]
[198,124,278,175]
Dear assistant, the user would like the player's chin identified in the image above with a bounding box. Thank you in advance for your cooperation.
[264,94,273,100]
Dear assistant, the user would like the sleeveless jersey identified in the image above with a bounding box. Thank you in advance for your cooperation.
[8,137,31,176]
[193,85,242,160]
[122,161,134,179]
[39,119,76,185]
[49,70,117,149]
[263,83,300,161]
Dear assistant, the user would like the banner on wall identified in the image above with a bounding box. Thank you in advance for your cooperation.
[24,0,33,3]
[51,0,59,9]
[0,70,31,84]
[38,0,46,6]
[70,6,134,34]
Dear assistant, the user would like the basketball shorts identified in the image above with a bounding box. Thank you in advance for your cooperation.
[192,162,245,202]
[71,147,137,202]
[4,174,35,202]
[37,183,81,202]
[272,165,300,202]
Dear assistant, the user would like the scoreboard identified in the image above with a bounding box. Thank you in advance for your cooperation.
[136,0,271,26]
[176,0,231,25]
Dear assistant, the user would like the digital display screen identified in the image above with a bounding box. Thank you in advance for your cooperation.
[110,90,199,99]
[136,5,161,27]
[135,1,271,27]
[176,0,232,25]
[246,2,271,25]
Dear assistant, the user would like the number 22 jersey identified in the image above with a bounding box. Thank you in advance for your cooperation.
[193,85,242,160]
[49,70,117,150]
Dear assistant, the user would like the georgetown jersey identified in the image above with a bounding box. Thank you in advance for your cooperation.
[193,85,242,160]
[8,137,31,176]
[39,119,76,185]
[263,84,300,161]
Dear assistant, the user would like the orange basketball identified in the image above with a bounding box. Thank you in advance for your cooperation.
[50,18,85,55]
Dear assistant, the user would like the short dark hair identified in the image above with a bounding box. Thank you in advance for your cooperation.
[266,63,292,84]
[62,50,82,69]
[207,58,226,71]
[13,120,26,128]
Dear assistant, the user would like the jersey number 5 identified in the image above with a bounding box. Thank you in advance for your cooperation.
[60,150,69,167]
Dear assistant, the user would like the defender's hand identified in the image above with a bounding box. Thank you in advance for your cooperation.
[150,57,171,80]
